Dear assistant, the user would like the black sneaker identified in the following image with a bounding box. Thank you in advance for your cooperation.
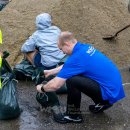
[89,103,113,113]
[51,106,67,124]
[53,114,83,124]
[63,115,83,123]
[51,106,83,124]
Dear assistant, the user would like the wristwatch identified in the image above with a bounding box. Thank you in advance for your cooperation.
[41,85,45,92]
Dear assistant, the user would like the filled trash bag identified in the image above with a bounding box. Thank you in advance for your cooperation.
[36,92,60,108]
[36,84,67,108]
[35,81,66,108]
[0,73,20,120]
[0,52,20,120]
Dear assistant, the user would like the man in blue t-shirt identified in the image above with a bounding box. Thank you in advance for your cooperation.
[36,32,125,124]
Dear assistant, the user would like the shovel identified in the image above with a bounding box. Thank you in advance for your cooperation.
[102,24,130,40]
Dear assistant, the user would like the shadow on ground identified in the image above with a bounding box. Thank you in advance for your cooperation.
[0,68,130,130]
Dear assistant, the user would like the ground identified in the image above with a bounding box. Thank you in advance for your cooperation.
[0,68,130,130]
[0,0,130,130]
[0,0,130,68]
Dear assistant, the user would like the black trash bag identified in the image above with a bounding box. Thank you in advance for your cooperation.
[14,55,69,82]
[14,59,45,84]
[0,52,20,120]
[36,92,60,108]
[32,67,45,85]
[13,59,34,81]
[0,73,20,120]
[1,52,12,74]
[35,81,60,108]
[14,59,67,94]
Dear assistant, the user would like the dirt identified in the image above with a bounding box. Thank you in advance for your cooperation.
[0,68,130,130]
[0,0,130,68]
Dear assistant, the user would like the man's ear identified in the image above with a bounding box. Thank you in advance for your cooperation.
[65,41,70,47]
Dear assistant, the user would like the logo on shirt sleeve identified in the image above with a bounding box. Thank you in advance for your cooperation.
[86,46,96,56]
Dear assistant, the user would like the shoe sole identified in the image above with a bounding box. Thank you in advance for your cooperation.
[54,117,83,124]
[64,116,83,123]
[89,105,113,114]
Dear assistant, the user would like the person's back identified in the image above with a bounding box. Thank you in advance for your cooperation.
[21,13,65,67]
[58,42,125,104]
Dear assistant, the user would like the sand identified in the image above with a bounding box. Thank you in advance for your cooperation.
[0,0,130,68]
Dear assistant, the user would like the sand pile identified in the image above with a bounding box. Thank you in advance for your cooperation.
[0,0,130,68]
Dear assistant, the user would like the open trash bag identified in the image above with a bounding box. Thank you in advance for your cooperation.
[36,92,60,108]
[14,59,67,93]
[0,54,20,120]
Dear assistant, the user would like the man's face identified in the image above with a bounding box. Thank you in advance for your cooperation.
[58,40,70,55]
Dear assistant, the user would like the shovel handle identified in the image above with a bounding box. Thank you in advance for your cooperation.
[115,24,130,37]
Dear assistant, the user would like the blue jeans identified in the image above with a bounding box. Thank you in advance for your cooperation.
[33,53,56,70]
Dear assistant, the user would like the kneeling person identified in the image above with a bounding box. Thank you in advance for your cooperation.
[37,32,125,123]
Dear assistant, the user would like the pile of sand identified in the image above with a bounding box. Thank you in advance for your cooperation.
[0,0,130,68]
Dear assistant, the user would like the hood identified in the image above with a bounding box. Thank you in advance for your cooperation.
[0,0,10,11]
[35,13,52,30]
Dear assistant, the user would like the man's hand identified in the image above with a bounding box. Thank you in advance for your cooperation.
[36,77,66,92]
[36,81,47,93]
[44,65,63,78]
[36,84,44,93]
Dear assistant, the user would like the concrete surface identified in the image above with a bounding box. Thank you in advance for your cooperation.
[0,67,130,130]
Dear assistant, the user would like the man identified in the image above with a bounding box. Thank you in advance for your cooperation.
[36,32,125,124]
[21,13,65,69]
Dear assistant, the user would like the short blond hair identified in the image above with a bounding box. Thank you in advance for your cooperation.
[59,31,75,46]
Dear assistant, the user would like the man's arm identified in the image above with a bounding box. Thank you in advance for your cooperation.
[44,65,63,78]
[21,35,36,53]
[36,77,66,92]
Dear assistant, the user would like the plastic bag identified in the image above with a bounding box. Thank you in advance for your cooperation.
[14,59,67,94]
[0,73,20,119]
[0,54,20,120]
[13,59,35,81]
[36,92,60,108]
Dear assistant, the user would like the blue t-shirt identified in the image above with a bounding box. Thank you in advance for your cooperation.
[57,42,125,104]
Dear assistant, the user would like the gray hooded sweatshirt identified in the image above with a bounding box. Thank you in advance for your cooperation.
[21,13,65,67]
